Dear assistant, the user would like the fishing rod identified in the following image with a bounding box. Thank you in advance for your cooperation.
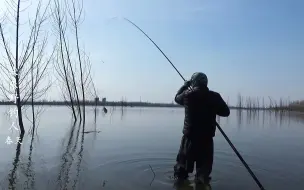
[121,17,265,190]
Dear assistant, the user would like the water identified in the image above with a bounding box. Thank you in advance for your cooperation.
[0,106,304,190]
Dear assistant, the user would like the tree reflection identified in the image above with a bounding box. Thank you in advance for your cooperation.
[24,128,37,190]
[8,133,24,190]
[236,109,304,128]
[56,121,85,190]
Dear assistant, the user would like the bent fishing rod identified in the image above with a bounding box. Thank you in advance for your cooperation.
[121,17,265,190]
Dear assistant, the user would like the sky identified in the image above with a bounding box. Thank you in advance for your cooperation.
[0,0,303,105]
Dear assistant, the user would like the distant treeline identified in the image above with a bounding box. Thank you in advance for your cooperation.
[234,95,304,112]
[0,98,303,112]
[0,100,181,107]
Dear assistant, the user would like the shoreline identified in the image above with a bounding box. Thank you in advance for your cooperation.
[0,101,303,112]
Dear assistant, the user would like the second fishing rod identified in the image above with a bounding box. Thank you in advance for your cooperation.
[117,17,265,190]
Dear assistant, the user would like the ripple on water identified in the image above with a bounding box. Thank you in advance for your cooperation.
[92,153,221,190]
[95,156,177,187]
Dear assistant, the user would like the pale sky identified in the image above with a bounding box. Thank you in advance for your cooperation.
[0,0,303,105]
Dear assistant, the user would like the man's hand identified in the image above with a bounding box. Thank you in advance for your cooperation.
[184,80,191,87]
[175,80,191,105]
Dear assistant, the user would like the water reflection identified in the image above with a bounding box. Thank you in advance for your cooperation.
[94,107,98,120]
[73,123,85,189]
[24,127,37,190]
[174,181,212,190]
[109,106,116,123]
[109,108,304,129]
[237,109,242,130]
[93,108,98,144]
[235,110,304,128]
[108,106,126,121]
[56,122,76,189]
[4,110,40,190]
[8,133,24,190]
[262,110,265,128]
[56,121,84,190]
[120,106,125,121]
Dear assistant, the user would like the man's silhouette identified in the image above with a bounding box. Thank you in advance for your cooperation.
[173,72,230,183]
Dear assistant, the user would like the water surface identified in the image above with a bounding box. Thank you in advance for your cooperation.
[0,106,303,190]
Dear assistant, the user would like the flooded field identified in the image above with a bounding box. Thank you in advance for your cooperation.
[0,106,303,190]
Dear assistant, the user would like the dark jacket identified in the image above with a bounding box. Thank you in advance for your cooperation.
[175,84,230,138]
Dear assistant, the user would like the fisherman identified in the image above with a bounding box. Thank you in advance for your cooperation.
[173,72,230,184]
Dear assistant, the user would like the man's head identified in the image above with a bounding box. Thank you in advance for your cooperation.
[190,72,208,87]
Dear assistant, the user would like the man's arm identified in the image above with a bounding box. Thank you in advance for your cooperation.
[213,92,230,117]
[175,81,191,105]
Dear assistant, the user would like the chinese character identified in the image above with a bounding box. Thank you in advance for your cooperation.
[5,136,13,145]
[15,137,22,144]
[8,108,18,118]
[8,122,19,131]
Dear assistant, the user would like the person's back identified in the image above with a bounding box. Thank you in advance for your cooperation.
[173,72,230,184]
[176,86,230,138]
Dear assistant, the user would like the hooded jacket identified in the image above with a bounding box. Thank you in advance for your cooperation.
[175,84,230,138]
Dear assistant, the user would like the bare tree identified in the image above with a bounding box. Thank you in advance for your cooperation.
[53,0,78,121]
[236,93,243,109]
[0,0,52,134]
[52,0,96,123]
[67,0,86,122]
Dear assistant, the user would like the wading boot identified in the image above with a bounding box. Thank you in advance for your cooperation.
[174,165,189,181]
[194,174,211,184]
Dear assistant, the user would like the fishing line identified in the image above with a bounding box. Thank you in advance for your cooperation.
[113,17,265,190]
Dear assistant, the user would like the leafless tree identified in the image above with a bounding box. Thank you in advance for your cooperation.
[52,0,96,123]
[52,0,79,121]
[67,0,86,122]
[237,93,243,109]
[0,0,52,134]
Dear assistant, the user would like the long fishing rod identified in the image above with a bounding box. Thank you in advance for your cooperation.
[122,17,265,190]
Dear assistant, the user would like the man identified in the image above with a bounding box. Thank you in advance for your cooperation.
[173,72,230,184]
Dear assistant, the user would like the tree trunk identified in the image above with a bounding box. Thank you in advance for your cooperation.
[31,50,35,129]
[75,21,85,124]
[15,0,25,134]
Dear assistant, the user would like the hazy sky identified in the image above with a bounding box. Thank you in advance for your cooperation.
[1,0,303,105]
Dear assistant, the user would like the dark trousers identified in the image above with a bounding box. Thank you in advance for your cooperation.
[174,135,214,178]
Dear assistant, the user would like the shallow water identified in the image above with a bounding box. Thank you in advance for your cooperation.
[0,106,304,190]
